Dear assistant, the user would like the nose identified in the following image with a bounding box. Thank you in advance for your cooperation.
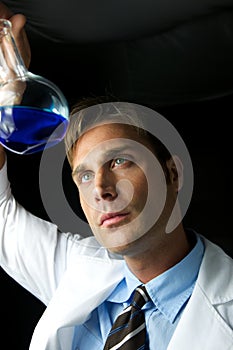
[94,167,118,201]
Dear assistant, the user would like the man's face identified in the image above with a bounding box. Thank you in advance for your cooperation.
[72,123,171,255]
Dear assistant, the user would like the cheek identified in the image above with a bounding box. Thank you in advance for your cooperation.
[79,195,92,220]
[131,172,148,205]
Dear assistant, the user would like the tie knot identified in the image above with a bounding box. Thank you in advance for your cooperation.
[132,285,150,310]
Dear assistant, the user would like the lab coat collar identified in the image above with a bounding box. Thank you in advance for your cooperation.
[168,237,233,349]
[29,254,125,350]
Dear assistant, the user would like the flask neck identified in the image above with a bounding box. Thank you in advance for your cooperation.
[0,19,28,86]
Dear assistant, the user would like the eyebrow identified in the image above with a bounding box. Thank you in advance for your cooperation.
[72,164,87,178]
[72,146,132,178]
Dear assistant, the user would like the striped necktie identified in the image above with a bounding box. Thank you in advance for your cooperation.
[103,285,150,350]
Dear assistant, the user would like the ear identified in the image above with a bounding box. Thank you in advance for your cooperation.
[166,155,183,191]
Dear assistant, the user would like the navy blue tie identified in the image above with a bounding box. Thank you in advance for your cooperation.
[103,285,150,349]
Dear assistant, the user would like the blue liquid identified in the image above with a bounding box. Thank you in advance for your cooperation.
[0,106,69,154]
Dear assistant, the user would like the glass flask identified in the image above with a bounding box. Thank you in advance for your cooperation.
[0,18,69,154]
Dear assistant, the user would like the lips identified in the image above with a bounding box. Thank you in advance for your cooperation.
[100,212,129,227]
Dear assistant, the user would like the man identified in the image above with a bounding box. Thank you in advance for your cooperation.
[0,5,233,350]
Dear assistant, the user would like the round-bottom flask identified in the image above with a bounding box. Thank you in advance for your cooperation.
[0,19,69,154]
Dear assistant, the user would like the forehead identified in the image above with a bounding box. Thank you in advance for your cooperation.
[72,123,152,168]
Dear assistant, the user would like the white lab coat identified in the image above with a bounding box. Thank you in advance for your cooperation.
[0,162,233,350]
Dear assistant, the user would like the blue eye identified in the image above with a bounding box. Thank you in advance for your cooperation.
[81,172,94,183]
[114,158,126,166]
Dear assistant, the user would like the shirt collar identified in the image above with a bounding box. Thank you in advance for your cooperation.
[107,231,204,323]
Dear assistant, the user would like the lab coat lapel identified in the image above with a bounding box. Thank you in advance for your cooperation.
[167,283,233,350]
[168,238,233,350]
[29,254,124,350]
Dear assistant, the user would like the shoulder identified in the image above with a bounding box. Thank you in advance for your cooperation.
[197,236,233,304]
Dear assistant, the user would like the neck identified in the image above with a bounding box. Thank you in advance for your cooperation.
[123,225,191,283]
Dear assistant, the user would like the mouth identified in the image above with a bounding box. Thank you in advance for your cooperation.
[100,212,130,227]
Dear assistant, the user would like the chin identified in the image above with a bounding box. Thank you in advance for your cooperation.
[95,232,134,254]
[105,234,146,257]
[107,244,132,256]
[92,221,147,253]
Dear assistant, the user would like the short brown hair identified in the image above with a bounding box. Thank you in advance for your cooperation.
[64,97,172,180]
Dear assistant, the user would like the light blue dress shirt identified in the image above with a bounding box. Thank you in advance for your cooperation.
[72,232,204,349]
